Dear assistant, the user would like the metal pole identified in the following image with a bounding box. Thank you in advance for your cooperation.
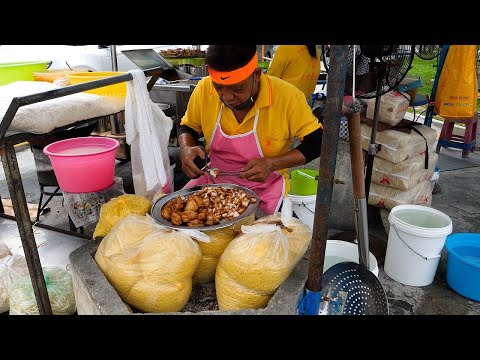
[305,45,349,292]
[424,45,450,127]
[1,144,52,314]
[110,45,118,71]
[364,70,384,200]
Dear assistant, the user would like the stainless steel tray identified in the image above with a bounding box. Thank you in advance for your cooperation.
[151,183,259,231]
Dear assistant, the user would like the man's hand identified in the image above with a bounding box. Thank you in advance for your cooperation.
[180,145,206,179]
[239,157,274,182]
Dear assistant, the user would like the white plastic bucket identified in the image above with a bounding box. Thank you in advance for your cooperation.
[324,240,379,277]
[287,193,316,230]
[384,204,453,286]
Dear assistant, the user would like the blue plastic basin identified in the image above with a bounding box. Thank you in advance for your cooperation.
[445,233,480,301]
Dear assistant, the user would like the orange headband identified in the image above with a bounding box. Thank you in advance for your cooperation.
[208,52,258,85]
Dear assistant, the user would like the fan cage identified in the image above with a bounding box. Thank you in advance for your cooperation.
[344,45,415,99]
[415,45,442,60]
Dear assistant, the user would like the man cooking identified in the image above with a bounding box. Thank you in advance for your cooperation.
[177,45,323,215]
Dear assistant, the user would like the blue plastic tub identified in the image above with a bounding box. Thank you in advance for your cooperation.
[445,233,480,301]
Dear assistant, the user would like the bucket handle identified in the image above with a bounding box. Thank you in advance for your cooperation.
[300,202,315,214]
[391,224,441,260]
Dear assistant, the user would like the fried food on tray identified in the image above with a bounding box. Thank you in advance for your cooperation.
[159,48,206,58]
[160,186,257,227]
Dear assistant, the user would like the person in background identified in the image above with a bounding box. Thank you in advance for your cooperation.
[177,45,323,215]
[267,45,321,106]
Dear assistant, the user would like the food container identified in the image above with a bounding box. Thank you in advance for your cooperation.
[66,71,127,97]
[290,169,319,196]
[445,233,480,301]
[43,136,119,193]
[258,61,270,72]
[33,68,88,83]
[0,61,50,85]
[151,184,259,231]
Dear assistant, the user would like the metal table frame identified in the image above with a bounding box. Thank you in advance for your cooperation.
[0,69,160,314]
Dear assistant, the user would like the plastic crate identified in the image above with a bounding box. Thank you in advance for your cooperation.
[0,61,50,85]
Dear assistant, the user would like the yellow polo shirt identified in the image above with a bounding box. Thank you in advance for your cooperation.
[180,73,322,196]
[267,45,321,103]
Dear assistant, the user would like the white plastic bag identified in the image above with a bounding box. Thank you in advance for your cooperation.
[8,266,76,315]
[125,69,173,197]
[0,254,29,313]
[216,202,312,311]
[0,241,10,259]
[94,214,202,313]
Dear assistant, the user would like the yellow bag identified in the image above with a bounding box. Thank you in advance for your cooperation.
[434,45,478,118]
[93,194,151,238]
[95,214,202,313]
[215,215,311,311]
[193,213,256,284]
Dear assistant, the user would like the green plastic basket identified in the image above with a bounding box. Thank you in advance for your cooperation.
[0,61,50,85]
[290,169,319,195]
[258,61,270,70]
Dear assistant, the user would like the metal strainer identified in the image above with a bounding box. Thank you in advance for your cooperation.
[320,262,388,315]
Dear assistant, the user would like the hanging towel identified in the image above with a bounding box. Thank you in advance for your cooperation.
[124,69,173,196]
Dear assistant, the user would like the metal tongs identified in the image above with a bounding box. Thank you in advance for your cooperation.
[194,146,243,178]
[201,164,243,178]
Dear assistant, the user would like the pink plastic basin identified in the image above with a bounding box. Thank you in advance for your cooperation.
[43,136,119,193]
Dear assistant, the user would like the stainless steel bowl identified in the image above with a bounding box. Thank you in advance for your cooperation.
[151,183,259,231]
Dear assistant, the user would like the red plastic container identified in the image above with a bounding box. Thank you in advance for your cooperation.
[43,136,119,193]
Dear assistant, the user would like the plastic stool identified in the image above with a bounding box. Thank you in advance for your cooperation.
[436,112,478,158]
[411,93,429,107]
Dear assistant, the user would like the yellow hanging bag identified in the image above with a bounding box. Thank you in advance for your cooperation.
[434,45,478,118]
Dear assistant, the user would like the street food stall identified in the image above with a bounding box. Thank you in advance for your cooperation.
[0,46,392,315]
[0,69,167,314]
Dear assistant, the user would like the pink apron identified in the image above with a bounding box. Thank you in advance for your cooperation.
[184,105,284,215]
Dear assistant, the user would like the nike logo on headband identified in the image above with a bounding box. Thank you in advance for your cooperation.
[220,76,231,80]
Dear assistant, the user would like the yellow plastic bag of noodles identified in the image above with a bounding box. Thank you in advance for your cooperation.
[216,200,311,311]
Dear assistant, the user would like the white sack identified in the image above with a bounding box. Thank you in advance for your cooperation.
[368,180,433,210]
[361,123,437,164]
[371,152,438,191]
[0,81,124,134]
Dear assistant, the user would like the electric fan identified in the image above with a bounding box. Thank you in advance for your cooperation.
[320,45,330,72]
[415,45,442,60]
[342,45,415,197]
[321,44,415,195]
